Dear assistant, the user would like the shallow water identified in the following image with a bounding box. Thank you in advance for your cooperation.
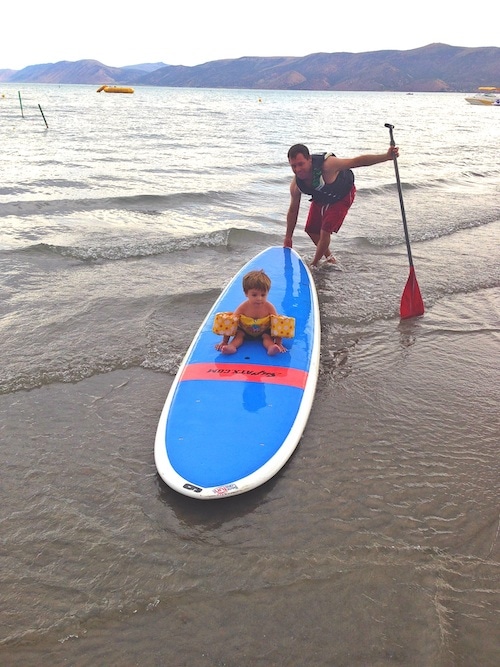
[0,85,498,665]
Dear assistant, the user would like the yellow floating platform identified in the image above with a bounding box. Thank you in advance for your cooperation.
[96,85,134,94]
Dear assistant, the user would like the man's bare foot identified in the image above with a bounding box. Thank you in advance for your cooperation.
[324,254,337,264]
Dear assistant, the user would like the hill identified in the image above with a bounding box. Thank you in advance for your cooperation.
[0,45,498,91]
[0,60,167,84]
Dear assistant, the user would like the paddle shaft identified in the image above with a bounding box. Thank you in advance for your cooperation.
[385,123,414,267]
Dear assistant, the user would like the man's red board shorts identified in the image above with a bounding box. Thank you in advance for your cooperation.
[305,185,356,235]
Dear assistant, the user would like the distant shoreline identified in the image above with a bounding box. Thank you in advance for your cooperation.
[1,44,498,93]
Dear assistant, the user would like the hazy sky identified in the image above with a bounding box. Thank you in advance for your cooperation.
[2,0,498,70]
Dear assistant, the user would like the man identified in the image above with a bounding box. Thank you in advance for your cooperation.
[285,143,399,268]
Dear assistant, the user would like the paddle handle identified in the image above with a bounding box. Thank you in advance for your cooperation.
[385,123,414,267]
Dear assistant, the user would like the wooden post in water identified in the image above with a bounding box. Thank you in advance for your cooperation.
[38,104,48,129]
[18,91,24,118]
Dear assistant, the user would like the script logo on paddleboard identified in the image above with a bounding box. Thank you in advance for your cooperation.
[208,367,277,378]
[180,362,308,389]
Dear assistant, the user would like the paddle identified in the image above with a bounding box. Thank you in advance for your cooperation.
[385,123,424,319]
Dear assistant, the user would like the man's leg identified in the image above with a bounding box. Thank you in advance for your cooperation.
[311,229,332,267]
[310,188,356,267]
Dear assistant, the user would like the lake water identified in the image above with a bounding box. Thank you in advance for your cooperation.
[0,84,498,666]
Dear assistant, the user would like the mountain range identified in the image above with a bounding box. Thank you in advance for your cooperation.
[1,44,498,92]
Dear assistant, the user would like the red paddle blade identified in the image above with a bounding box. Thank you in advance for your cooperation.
[400,266,424,319]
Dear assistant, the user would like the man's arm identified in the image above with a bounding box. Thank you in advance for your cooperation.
[323,146,399,178]
[284,178,301,248]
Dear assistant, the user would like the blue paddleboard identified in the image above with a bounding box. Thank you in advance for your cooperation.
[154,246,320,499]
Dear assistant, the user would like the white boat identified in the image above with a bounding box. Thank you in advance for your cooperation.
[465,87,500,106]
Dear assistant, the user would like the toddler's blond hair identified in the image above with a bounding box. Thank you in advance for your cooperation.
[242,269,271,294]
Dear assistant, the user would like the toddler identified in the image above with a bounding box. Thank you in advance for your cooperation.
[214,270,287,356]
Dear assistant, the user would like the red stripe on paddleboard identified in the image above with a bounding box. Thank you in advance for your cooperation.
[180,362,308,389]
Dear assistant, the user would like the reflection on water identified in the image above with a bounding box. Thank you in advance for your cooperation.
[243,379,267,412]
[154,471,281,531]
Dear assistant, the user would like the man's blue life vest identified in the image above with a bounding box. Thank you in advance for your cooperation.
[296,152,354,204]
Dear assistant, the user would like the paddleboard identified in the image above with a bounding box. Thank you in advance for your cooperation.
[154,246,320,499]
